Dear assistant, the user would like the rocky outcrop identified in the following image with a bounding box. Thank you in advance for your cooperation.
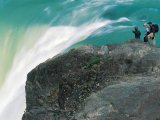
[22,40,160,120]
[75,75,160,120]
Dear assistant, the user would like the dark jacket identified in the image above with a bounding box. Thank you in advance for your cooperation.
[133,30,141,39]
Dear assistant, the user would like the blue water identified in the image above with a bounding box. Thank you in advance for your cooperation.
[0,0,160,119]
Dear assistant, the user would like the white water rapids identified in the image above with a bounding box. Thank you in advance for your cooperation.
[0,20,108,120]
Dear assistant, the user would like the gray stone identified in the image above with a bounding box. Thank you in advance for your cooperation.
[22,40,160,120]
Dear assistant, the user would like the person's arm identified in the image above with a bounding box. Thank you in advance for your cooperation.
[132,30,135,33]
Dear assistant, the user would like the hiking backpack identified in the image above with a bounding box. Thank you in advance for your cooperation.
[153,24,159,33]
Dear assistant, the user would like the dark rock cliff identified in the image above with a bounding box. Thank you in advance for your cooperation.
[22,40,160,120]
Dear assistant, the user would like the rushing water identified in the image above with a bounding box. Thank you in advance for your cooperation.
[0,0,160,119]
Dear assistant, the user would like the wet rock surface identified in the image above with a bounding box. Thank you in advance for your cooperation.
[22,40,160,120]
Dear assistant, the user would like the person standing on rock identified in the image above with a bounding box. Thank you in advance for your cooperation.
[132,26,141,39]
[143,23,150,42]
[146,22,159,46]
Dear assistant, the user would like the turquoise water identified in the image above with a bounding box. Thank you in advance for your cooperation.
[0,0,160,119]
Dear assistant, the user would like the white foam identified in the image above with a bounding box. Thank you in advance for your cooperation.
[0,19,108,120]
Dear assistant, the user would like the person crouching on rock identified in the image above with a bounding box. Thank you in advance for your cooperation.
[132,26,141,39]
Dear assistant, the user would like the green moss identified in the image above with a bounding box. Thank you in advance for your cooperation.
[87,56,100,68]
[86,55,110,68]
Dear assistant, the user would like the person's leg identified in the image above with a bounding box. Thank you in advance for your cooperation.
[147,33,153,39]
[144,35,148,42]
[152,37,156,46]
[147,33,154,45]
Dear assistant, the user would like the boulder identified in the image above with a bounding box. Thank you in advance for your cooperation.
[22,40,160,120]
